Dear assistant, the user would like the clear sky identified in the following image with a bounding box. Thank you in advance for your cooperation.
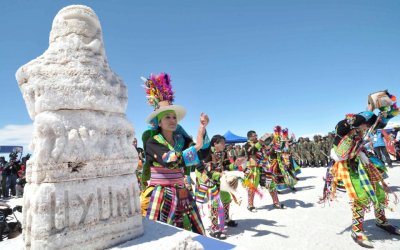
[1,0,400,152]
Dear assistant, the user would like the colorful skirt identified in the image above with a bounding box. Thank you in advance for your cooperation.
[145,184,206,235]
[195,183,225,231]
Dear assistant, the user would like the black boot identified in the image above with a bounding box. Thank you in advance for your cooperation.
[374,206,400,235]
[226,220,238,227]
[210,231,227,240]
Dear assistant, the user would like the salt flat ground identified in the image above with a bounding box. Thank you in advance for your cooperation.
[1,165,400,250]
[213,164,400,250]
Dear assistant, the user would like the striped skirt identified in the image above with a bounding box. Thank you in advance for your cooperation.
[145,184,205,235]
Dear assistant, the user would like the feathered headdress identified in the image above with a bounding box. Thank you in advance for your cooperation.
[141,73,186,124]
[282,128,289,139]
[142,72,174,110]
[274,125,282,133]
[379,92,399,117]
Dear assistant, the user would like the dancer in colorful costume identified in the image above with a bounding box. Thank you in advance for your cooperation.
[242,130,284,212]
[324,100,400,248]
[268,126,298,192]
[140,73,208,235]
[281,128,302,177]
[195,135,244,239]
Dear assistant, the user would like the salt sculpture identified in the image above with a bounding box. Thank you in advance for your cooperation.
[16,5,143,249]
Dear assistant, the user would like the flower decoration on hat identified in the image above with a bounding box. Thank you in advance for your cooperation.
[142,72,174,110]
[142,73,186,125]
[272,126,282,147]
[345,113,355,126]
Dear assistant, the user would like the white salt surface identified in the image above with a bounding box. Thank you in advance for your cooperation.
[2,165,400,250]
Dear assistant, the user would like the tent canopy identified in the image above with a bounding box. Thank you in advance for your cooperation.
[0,146,23,154]
[223,131,247,143]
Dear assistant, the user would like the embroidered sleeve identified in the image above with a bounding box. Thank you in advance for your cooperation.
[182,145,200,166]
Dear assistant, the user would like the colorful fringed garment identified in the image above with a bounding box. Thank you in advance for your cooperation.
[143,132,205,235]
[195,148,238,233]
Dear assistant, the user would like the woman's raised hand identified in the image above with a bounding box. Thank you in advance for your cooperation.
[200,112,209,128]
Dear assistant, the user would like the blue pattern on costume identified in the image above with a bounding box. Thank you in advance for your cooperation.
[201,133,210,149]
[173,133,185,151]
[156,131,201,167]
[149,117,159,130]
[358,162,378,205]
[183,146,200,166]
[155,133,185,164]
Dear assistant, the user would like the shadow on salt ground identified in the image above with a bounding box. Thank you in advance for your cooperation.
[276,185,315,195]
[297,175,317,181]
[260,199,315,210]
[226,218,288,238]
[387,185,400,192]
[276,188,294,195]
[292,185,315,192]
[337,219,400,241]
[193,235,236,250]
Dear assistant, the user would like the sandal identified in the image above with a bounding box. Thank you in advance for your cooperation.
[247,206,257,212]
[273,203,285,209]
[351,232,374,248]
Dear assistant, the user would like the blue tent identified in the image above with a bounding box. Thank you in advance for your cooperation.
[0,145,23,154]
[223,131,247,143]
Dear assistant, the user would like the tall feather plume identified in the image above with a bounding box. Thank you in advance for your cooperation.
[282,128,289,139]
[274,125,282,133]
[142,73,175,109]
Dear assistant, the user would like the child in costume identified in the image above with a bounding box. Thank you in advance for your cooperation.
[195,135,244,239]
[280,128,301,179]
[140,73,208,235]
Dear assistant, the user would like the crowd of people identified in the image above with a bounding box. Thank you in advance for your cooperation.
[133,74,400,248]
[1,72,399,248]
[290,128,400,169]
[222,127,400,170]
[132,73,304,240]
[0,153,29,199]
[223,133,336,168]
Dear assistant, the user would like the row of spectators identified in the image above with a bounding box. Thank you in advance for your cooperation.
[368,127,400,166]
[0,153,29,199]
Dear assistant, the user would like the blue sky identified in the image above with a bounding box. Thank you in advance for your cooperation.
[1,0,400,152]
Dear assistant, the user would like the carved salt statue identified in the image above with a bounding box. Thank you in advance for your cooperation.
[16,5,143,249]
